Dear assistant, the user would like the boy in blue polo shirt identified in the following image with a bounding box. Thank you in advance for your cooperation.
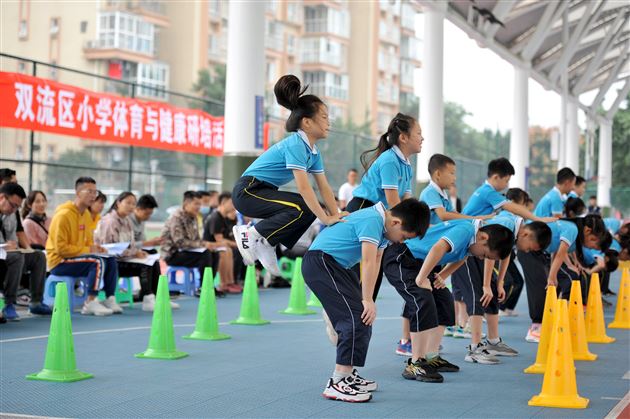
[383,220,514,378]
[302,199,429,403]
[534,167,576,218]
[568,176,586,199]
[232,75,345,277]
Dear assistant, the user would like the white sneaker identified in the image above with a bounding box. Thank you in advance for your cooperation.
[233,225,256,265]
[170,300,180,310]
[525,324,541,343]
[81,299,113,316]
[254,236,282,277]
[322,377,371,403]
[464,343,500,365]
[322,309,338,346]
[102,296,123,314]
[142,294,156,312]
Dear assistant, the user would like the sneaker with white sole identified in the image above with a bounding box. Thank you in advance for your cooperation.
[170,300,180,310]
[464,343,500,364]
[395,339,412,356]
[322,377,371,403]
[444,326,455,336]
[142,294,156,312]
[102,296,123,314]
[452,326,471,339]
[402,358,444,383]
[81,299,113,316]
[348,369,377,392]
[483,338,519,356]
[233,225,257,266]
[255,237,282,277]
[525,324,541,343]
[322,309,338,345]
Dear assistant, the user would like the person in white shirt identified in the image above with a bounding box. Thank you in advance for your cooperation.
[337,168,358,210]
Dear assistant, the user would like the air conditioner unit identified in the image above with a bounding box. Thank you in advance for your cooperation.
[18,21,28,39]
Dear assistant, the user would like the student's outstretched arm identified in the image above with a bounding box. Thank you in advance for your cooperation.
[547,242,569,287]
[434,207,492,222]
[360,242,380,326]
[503,202,555,223]
[293,170,344,225]
[313,173,344,217]
[483,256,510,305]
[414,239,450,289]
[437,259,466,280]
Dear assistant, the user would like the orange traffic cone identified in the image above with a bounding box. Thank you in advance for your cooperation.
[585,273,615,343]
[609,268,630,329]
[528,299,589,409]
[524,286,557,374]
[568,281,597,361]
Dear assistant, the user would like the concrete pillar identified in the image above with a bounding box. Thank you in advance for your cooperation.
[221,0,266,191]
[597,120,612,208]
[565,100,579,173]
[417,4,445,183]
[510,67,529,189]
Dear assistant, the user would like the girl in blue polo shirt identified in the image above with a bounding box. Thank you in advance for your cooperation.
[232,75,345,276]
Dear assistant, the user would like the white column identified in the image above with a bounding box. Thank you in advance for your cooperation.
[417,4,445,183]
[558,94,567,170]
[597,120,612,208]
[565,100,579,173]
[510,67,529,189]
[223,0,266,155]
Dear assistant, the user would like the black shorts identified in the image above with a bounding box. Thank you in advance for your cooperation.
[382,244,455,331]
[451,257,499,316]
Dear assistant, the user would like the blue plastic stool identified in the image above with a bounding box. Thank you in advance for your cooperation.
[43,275,89,313]
[166,266,200,296]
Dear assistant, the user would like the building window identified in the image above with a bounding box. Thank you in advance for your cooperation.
[97,12,155,55]
[50,17,60,37]
[18,19,28,39]
[46,145,56,160]
[49,60,58,80]
[16,145,24,160]
[137,62,169,100]
[17,61,26,73]
[80,21,88,33]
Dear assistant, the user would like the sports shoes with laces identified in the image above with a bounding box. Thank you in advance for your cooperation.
[426,355,460,372]
[348,369,377,392]
[402,358,444,383]
[395,339,412,356]
[322,377,371,403]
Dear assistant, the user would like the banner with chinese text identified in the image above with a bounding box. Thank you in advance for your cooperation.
[0,71,224,156]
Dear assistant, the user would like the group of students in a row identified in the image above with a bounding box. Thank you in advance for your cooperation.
[226,75,629,403]
[0,168,250,320]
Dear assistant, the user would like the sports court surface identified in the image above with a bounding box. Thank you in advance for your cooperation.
[1,272,628,418]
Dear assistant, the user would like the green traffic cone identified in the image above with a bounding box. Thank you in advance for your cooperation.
[135,275,188,360]
[183,268,231,341]
[280,257,316,315]
[230,265,270,325]
[307,290,323,308]
[26,282,93,382]
[214,271,221,288]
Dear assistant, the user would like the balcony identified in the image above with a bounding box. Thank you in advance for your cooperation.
[401,64,414,88]
[401,3,416,31]
[401,36,420,61]
[265,34,284,52]
[107,1,169,27]
[84,39,154,63]
[379,22,400,45]
[379,0,401,16]
[304,17,350,38]
[377,82,399,104]
[301,50,343,68]
[308,83,348,101]
[378,52,399,74]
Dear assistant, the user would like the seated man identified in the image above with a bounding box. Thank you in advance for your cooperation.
[46,177,122,316]
[129,194,162,250]
[203,192,242,294]
[0,178,50,320]
[161,191,222,297]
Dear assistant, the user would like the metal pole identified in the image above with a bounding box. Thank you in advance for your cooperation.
[128,84,135,191]
[28,62,37,191]
[204,155,209,190]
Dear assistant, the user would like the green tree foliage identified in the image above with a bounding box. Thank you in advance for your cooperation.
[190,66,226,116]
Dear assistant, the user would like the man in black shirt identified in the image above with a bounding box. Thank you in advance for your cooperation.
[203,192,243,293]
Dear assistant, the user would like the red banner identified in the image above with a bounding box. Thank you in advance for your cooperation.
[0,71,224,156]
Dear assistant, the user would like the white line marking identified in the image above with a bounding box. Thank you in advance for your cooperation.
[605,391,630,419]
[0,414,66,419]
[602,397,623,400]
[0,316,403,343]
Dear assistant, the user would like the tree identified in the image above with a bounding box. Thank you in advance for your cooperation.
[190,66,226,116]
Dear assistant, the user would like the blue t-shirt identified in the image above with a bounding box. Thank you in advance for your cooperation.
[546,220,578,253]
[534,187,565,218]
[486,211,523,237]
[309,203,389,269]
[567,191,579,199]
[419,181,453,225]
[352,146,412,209]
[242,130,324,187]
[405,219,479,264]
[604,218,621,235]
[611,239,622,252]
[582,247,604,266]
[462,181,509,216]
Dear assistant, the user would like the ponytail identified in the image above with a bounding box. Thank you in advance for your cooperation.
[360,112,415,172]
[562,214,606,265]
[274,75,324,132]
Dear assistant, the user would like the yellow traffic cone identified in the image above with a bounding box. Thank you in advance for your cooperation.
[568,281,597,361]
[585,273,615,343]
[528,299,589,409]
[524,286,556,374]
[609,268,630,329]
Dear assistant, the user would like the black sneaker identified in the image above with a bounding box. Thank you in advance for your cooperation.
[427,355,460,372]
[322,377,371,403]
[402,358,444,383]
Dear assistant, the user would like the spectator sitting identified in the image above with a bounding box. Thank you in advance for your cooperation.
[95,192,175,312]
[46,177,121,316]
[1,183,51,319]
[0,170,50,318]
[22,190,51,250]
[161,191,225,297]
[338,169,358,210]
[129,194,162,250]
[203,192,243,294]
[88,190,106,241]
